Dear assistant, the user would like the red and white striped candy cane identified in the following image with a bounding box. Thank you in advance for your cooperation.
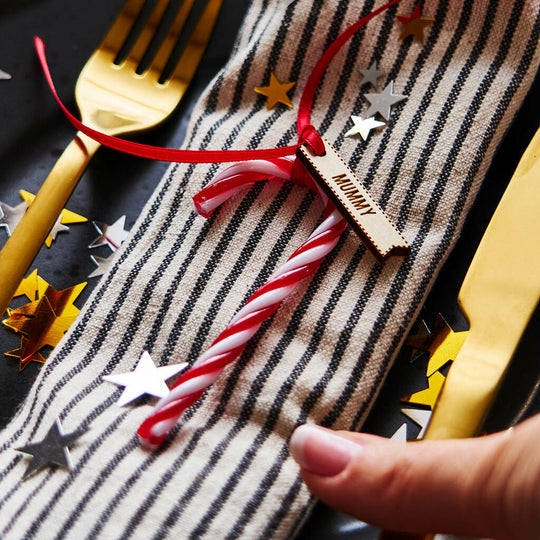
[137,157,346,447]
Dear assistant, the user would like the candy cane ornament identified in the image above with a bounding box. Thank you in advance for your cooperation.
[137,158,347,447]
[33,0,408,447]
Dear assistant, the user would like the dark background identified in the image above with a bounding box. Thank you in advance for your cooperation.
[0,1,538,538]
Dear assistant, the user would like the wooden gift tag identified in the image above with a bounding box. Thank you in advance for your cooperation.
[297,138,410,262]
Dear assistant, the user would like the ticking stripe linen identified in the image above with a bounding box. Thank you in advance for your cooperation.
[1,1,539,538]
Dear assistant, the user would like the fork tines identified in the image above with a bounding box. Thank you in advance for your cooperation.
[102,0,221,84]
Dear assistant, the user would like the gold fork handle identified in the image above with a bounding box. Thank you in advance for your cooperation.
[0,132,100,315]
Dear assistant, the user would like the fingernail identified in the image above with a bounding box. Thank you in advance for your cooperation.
[289,424,362,476]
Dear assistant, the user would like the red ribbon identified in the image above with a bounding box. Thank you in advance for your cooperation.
[35,0,402,163]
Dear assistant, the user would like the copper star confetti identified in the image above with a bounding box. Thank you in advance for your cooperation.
[401,370,446,409]
[359,63,384,87]
[89,215,129,251]
[6,337,46,371]
[254,72,296,110]
[0,200,29,236]
[3,279,86,365]
[0,69,11,80]
[344,115,386,141]
[407,314,468,377]
[364,81,407,121]
[397,4,435,44]
[20,189,87,247]
[102,351,188,406]
[16,419,83,479]
[3,296,76,363]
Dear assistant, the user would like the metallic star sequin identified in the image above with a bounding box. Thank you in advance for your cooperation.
[16,419,82,479]
[401,370,446,409]
[359,63,384,87]
[103,351,188,406]
[88,253,116,278]
[14,269,49,301]
[407,314,468,377]
[364,81,407,121]
[6,337,46,371]
[3,280,86,365]
[20,190,87,247]
[89,215,129,251]
[344,115,386,141]
[390,423,408,441]
[0,200,28,236]
[401,407,432,439]
[3,296,77,363]
[397,5,435,44]
[49,215,70,242]
[254,72,296,110]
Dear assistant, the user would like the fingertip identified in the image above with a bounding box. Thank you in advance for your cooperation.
[290,424,363,477]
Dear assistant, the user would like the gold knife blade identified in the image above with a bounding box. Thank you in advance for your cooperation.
[378,126,540,540]
[425,125,540,440]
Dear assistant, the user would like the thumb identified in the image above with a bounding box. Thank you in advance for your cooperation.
[289,415,540,539]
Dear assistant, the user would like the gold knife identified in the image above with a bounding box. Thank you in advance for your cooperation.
[379,125,540,540]
[425,125,540,441]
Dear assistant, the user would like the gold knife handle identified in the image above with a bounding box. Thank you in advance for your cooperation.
[0,132,99,315]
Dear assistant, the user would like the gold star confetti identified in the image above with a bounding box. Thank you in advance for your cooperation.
[254,72,296,110]
[407,314,468,377]
[401,370,446,409]
[397,4,435,44]
[20,190,87,247]
[13,269,49,302]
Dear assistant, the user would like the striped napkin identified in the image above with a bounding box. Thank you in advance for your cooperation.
[1,0,539,538]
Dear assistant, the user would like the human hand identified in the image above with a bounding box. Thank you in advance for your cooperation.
[289,414,540,539]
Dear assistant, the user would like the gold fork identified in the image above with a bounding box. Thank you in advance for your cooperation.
[0,0,222,315]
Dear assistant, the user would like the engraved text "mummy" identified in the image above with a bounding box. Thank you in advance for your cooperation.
[332,174,376,215]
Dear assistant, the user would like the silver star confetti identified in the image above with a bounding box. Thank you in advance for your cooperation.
[0,69,11,80]
[390,423,408,442]
[344,115,386,141]
[0,200,28,236]
[49,215,70,241]
[103,351,188,406]
[364,81,407,121]
[89,215,129,251]
[401,407,432,439]
[359,63,384,87]
[88,253,116,278]
[15,419,83,479]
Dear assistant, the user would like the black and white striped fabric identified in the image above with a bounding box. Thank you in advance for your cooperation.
[1,0,539,538]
